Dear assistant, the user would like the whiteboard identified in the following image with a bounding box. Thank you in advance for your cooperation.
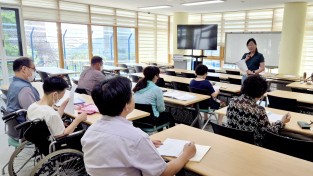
[225,32,281,67]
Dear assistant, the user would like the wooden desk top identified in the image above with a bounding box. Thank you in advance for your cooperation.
[102,65,127,71]
[162,88,210,106]
[166,69,242,80]
[36,67,79,76]
[267,90,313,104]
[150,124,313,176]
[261,73,300,81]
[131,73,241,93]
[215,106,313,136]
[29,82,150,125]
[286,82,313,90]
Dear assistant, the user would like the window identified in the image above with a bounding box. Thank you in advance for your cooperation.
[138,13,169,63]
[117,27,135,64]
[203,60,220,68]
[92,25,114,65]
[1,7,23,57]
[0,7,25,84]
[61,23,89,73]
[301,6,313,74]
[24,21,59,67]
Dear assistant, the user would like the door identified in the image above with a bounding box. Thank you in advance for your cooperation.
[0,6,26,85]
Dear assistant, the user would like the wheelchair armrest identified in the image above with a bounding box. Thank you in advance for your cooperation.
[55,130,86,144]
[15,121,32,131]
[2,109,27,121]
[132,121,155,128]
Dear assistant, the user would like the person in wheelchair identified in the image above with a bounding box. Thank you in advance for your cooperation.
[82,76,196,176]
[27,76,87,150]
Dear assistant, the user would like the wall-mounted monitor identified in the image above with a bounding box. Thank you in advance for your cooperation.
[177,24,218,50]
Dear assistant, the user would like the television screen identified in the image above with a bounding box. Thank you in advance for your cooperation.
[177,24,218,50]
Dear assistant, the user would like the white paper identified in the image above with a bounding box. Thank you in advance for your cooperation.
[55,91,85,107]
[213,86,221,92]
[157,138,211,162]
[283,75,296,78]
[268,113,283,122]
[236,60,248,74]
[64,84,77,114]
[163,91,197,101]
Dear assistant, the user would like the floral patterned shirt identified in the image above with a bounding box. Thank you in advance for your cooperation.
[226,94,284,146]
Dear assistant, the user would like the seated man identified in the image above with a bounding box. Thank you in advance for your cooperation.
[7,57,40,123]
[27,76,87,147]
[81,76,196,176]
[77,56,105,95]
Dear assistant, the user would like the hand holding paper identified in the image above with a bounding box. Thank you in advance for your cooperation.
[236,60,248,75]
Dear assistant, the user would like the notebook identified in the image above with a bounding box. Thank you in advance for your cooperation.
[163,91,197,101]
[157,138,211,162]
[266,111,283,122]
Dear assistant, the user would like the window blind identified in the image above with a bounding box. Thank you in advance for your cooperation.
[246,9,273,32]
[59,1,89,24]
[157,15,168,63]
[138,12,156,62]
[90,6,115,26]
[116,9,137,27]
[301,6,313,74]
[0,0,20,5]
[22,0,59,22]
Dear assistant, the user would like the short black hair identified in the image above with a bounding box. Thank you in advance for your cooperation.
[13,57,33,72]
[241,74,267,98]
[195,64,208,76]
[43,76,69,94]
[92,76,132,116]
[91,56,103,65]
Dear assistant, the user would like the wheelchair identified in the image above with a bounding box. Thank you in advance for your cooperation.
[2,109,88,176]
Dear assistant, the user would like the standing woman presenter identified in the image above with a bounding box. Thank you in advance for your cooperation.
[241,38,265,84]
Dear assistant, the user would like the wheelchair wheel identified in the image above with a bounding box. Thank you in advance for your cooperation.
[8,141,38,176]
[30,149,87,176]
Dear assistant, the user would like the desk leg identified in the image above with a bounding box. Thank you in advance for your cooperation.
[190,103,203,129]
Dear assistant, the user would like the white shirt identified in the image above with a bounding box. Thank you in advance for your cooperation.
[81,115,167,176]
[27,103,65,137]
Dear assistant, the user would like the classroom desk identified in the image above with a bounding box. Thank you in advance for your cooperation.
[215,106,313,136]
[286,82,313,90]
[36,67,79,87]
[260,72,300,82]
[150,124,313,176]
[131,73,241,94]
[36,67,79,76]
[166,68,243,80]
[24,82,150,125]
[267,90,313,105]
[67,94,150,125]
[162,88,210,128]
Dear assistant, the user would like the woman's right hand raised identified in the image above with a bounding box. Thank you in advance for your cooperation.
[245,54,251,61]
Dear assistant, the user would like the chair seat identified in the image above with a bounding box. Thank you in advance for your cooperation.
[8,137,20,148]
[140,122,170,133]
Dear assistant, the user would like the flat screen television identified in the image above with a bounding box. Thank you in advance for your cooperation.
[177,24,218,50]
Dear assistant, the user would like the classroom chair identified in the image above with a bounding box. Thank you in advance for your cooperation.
[117,64,130,77]
[267,95,297,112]
[130,75,140,83]
[171,81,189,92]
[208,69,216,73]
[206,76,220,82]
[75,88,88,95]
[264,130,313,162]
[156,78,166,88]
[165,71,176,76]
[189,87,218,129]
[226,70,240,75]
[37,71,49,82]
[132,103,170,134]
[228,78,241,85]
[134,66,143,73]
[210,121,255,144]
[182,72,196,78]
[291,88,313,95]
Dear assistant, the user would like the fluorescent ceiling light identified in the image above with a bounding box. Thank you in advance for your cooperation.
[182,0,224,6]
[139,5,172,10]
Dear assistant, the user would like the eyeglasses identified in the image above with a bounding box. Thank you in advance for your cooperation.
[27,66,36,72]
